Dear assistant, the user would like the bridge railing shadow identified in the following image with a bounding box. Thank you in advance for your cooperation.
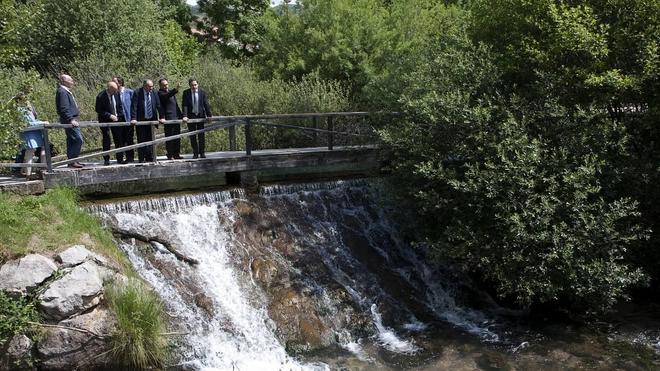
[4,112,392,172]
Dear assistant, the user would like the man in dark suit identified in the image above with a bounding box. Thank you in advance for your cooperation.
[158,78,183,160]
[95,81,125,165]
[182,79,213,159]
[130,79,164,162]
[55,74,84,168]
[113,76,135,163]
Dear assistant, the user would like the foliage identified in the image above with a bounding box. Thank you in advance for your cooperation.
[0,187,131,272]
[0,68,42,161]
[21,0,179,76]
[198,0,270,58]
[156,0,193,31]
[106,278,168,370]
[378,18,648,312]
[0,291,38,347]
[0,0,42,66]
[162,19,202,76]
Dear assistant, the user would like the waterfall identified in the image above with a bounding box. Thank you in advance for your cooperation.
[92,179,500,369]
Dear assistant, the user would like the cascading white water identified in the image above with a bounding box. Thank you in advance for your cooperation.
[92,179,500,369]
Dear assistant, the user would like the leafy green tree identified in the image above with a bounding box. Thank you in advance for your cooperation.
[156,0,193,31]
[0,0,42,67]
[378,11,647,312]
[198,0,270,58]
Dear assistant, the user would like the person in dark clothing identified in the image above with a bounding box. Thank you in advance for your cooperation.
[55,74,83,168]
[182,79,213,159]
[158,79,183,160]
[130,80,164,162]
[113,76,135,163]
[95,81,124,165]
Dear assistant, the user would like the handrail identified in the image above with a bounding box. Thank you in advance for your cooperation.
[5,111,387,172]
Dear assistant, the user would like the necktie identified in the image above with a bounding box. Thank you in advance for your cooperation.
[111,94,117,115]
[146,93,152,118]
[192,92,198,115]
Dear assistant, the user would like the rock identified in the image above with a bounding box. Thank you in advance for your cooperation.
[54,245,93,267]
[0,254,57,297]
[37,307,116,370]
[0,334,34,371]
[7,334,33,358]
[38,261,104,320]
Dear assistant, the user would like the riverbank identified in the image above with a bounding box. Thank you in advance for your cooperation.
[0,188,168,370]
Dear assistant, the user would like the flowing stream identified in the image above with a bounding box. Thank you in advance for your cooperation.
[90,180,660,370]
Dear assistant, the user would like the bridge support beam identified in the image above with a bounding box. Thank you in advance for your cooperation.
[239,171,259,193]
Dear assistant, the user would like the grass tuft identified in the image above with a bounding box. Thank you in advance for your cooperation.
[106,278,168,369]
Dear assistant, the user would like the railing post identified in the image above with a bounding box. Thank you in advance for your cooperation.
[151,123,157,163]
[42,126,52,172]
[245,119,252,156]
[312,116,318,147]
[229,124,237,151]
[327,116,334,150]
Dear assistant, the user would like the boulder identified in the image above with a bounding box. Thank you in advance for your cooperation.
[0,254,57,297]
[37,307,116,370]
[6,334,33,359]
[38,261,104,320]
[54,245,93,267]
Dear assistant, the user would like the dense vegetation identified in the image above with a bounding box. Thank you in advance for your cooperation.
[1,0,659,316]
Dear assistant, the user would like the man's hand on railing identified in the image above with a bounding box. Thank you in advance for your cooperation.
[182,117,188,123]
[130,120,137,125]
[110,114,118,122]
[159,118,165,124]
[71,120,79,127]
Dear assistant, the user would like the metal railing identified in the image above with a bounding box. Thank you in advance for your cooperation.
[2,112,387,172]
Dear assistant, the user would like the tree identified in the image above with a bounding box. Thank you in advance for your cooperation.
[198,0,270,58]
[377,7,648,313]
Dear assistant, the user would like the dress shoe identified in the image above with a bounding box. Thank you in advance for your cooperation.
[67,162,83,168]
[104,160,110,166]
[166,155,173,160]
[173,155,183,160]
[117,160,128,165]
[200,153,206,158]
[192,154,198,159]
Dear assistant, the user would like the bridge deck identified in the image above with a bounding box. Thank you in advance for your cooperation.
[42,146,383,195]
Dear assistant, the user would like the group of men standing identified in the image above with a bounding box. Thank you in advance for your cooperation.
[56,74,212,168]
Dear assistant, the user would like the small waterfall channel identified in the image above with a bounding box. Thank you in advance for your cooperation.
[89,179,660,370]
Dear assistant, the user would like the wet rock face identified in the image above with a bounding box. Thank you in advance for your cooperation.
[37,307,116,370]
[38,261,105,320]
[0,254,58,297]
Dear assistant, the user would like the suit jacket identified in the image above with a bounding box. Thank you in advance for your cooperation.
[95,90,124,123]
[158,88,181,120]
[131,88,163,121]
[56,85,80,124]
[182,88,212,118]
[119,88,133,123]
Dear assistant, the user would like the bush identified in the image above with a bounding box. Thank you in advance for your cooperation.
[0,291,38,347]
[106,279,168,370]
[377,22,648,313]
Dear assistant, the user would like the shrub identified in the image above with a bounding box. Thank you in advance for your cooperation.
[106,278,168,370]
[0,291,38,347]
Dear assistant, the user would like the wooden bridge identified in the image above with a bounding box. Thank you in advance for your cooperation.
[1,112,390,195]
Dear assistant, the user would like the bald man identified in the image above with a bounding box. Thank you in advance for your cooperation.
[95,81,125,165]
[56,74,84,168]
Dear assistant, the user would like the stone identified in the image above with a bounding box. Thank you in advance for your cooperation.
[38,261,104,320]
[0,334,33,371]
[7,334,33,359]
[0,254,57,297]
[37,307,116,370]
[54,245,93,267]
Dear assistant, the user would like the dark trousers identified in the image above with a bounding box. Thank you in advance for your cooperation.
[187,120,205,155]
[122,124,135,162]
[136,123,154,162]
[164,123,181,157]
[100,126,127,162]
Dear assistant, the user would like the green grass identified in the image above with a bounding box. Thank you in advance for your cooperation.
[0,187,132,273]
[105,279,168,369]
